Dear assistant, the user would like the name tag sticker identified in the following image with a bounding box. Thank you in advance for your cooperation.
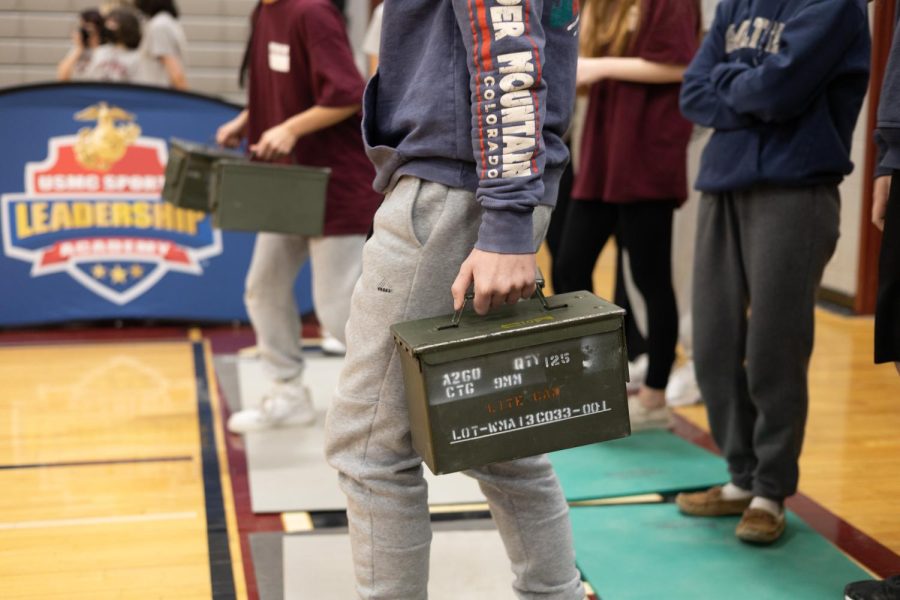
[268,42,290,73]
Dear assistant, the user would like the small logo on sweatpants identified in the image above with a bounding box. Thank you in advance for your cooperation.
[377,279,392,293]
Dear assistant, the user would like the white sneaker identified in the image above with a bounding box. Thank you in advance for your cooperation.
[627,395,673,432]
[320,333,346,356]
[666,361,702,407]
[626,354,649,393]
[227,380,316,434]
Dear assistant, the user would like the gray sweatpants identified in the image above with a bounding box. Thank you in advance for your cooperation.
[693,185,840,501]
[325,177,584,600]
[245,232,366,382]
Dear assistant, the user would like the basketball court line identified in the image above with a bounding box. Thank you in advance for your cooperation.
[0,455,193,470]
[0,511,198,531]
[196,335,250,599]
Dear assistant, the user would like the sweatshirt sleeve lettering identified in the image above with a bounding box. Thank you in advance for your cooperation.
[710,0,867,123]
[452,0,548,255]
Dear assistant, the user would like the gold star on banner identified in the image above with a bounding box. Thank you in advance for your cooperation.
[109,265,128,285]
[91,265,107,279]
[130,264,144,278]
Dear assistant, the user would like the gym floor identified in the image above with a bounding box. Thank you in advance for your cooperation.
[0,246,897,599]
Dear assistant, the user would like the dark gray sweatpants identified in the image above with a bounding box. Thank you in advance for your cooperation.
[693,185,840,501]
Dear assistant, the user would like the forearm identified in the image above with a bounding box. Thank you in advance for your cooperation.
[57,49,82,81]
[581,57,687,85]
[161,55,188,90]
[281,104,359,139]
[680,75,755,131]
[234,109,250,129]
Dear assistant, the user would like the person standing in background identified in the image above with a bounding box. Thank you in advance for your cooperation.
[219,0,379,434]
[81,8,144,82]
[553,0,701,430]
[134,0,187,89]
[57,8,108,81]
[676,0,871,544]
[871,3,900,378]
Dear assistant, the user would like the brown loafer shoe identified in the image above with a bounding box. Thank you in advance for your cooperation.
[735,508,785,544]
[675,486,752,516]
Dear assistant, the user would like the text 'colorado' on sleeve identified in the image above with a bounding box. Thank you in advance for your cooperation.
[452,0,548,255]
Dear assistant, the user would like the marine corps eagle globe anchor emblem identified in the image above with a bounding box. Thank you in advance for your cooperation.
[73,102,142,171]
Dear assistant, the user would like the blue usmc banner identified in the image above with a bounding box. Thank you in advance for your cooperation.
[0,83,312,326]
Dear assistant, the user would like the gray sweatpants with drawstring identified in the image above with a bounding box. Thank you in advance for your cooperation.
[325,177,585,600]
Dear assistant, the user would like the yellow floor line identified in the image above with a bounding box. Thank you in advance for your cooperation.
[282,512,315,532]
[203,338,250,600]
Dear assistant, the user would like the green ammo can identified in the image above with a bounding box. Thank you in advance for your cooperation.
[210,160,330,236]
[391,289,631,475]
[161,138,243,212]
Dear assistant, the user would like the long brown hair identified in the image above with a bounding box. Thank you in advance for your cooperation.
[580,0,702,58]
[580,0,641,58]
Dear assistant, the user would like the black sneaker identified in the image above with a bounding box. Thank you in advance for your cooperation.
[844,575,900,600]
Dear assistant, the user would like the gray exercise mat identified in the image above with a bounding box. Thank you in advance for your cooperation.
[233,355,486,513]
[249,532,285,600]
[213,354,242,414]
[282,524,517,599]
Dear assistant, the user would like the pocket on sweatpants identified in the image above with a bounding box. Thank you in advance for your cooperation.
[410,180,449,247]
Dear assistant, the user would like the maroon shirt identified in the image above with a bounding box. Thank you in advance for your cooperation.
[247,0,380,235]
[572,0,700,204]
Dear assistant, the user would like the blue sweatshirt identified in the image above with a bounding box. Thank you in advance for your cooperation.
[680,0,871,193]
[363,0,580,254]
[876,6,900,178]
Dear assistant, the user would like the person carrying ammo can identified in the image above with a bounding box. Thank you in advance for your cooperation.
[218,0,380,434]
[323,1,587,598]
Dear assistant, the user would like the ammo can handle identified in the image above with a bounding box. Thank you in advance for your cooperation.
[438,276,562,331]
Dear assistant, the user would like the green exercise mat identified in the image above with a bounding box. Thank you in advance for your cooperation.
[571,504,871,600]
[550,430,728,501]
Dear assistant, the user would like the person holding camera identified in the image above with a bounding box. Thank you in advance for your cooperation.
[81,8,144,82]
[57,8,107,81]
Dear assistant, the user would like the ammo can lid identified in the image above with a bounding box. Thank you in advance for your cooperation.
[169,137,245,161]
[390,291,624,356]
[215,159,331,178]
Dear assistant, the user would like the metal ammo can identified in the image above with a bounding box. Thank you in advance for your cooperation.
[209,160,330,236]
[161,138,242,212]
[391,289,630,475]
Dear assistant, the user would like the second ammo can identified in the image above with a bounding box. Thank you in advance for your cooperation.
[391,291,630,475]
[210,159,330,236]
[161,138,243,212]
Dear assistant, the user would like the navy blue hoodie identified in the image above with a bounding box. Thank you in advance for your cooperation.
[680,0,871,193]
[363,0,580,254]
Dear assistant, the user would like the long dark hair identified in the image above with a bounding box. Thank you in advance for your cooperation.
[238,0,347,88]
[135,0,180,19]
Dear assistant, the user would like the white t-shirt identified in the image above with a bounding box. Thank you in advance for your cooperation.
[136,11,187,87]
[82,45,143,82]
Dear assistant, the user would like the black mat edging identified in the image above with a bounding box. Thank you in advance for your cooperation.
[194,341,237,599]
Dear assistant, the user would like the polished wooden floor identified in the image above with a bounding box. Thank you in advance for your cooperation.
[0,249,896,598]
[0,340,246,599]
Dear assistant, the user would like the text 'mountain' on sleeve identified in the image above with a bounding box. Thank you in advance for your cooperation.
[452,0,548,254]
